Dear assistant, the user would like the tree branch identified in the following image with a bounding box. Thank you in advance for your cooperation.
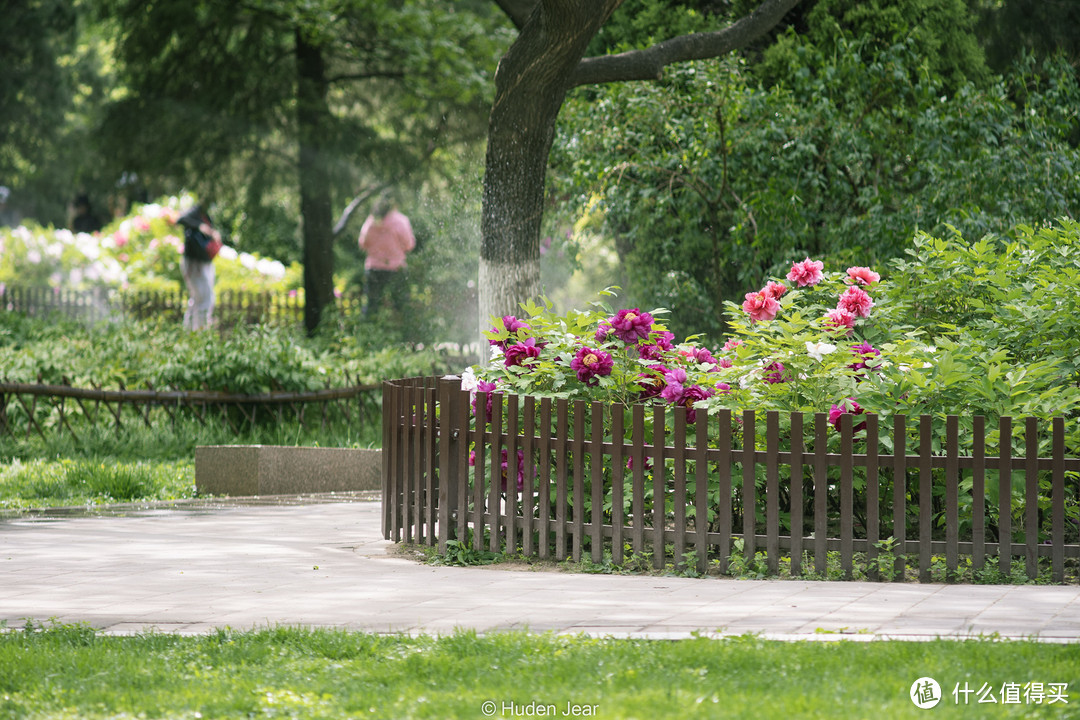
[568,0,801,88]
[493,0,538,31]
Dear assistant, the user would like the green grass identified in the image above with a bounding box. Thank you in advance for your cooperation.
[0,624,1077,719]
[0,458,197,510]
[0,415,382,509]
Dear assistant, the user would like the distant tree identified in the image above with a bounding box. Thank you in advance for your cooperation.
[96,0,504,332]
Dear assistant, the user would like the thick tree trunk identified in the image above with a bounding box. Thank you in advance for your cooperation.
[296,29,335,335]
[479,1,620,339]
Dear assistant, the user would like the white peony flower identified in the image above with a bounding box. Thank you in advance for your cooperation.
[805,340,837,361]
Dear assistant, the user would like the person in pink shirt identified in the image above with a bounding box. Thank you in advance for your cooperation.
[357,193,416,317]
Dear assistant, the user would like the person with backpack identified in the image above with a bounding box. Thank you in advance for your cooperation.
[174,204,223,330]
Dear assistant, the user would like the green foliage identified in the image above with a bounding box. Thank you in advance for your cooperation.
[0,312,453,391]
[755,0,990,91]
[1,626,1078,719]
[554,38,1080,341]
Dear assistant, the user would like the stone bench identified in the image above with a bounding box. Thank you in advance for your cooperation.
[195,446,381,496]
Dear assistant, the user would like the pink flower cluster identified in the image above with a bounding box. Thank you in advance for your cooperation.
[829,397,867,433]
[742,257,880,331]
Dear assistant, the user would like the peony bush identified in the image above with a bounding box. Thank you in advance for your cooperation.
[0,193,301,295]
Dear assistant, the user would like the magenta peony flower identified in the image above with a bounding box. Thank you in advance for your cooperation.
[742,290,780,323]
[489,315,531,350]
[679,384,714,423]
[829,397,867,432]
[504,337,541,368]
[638,363,669,399]
[846,266,881,286]
[472,380,499,419]
[763,361,788,384]
[837,285,874,318]
[786,257,824,287]
[610,309,654,343]
[715,381,732,394]
[570,346,614,386]
[848,342,881,373]
[595,320,614,343]
[637,330,674,360]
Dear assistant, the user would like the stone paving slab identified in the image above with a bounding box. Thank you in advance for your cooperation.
[1,498,1078,641]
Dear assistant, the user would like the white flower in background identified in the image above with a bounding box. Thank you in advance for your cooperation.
[13,226,31,243]
[69,268,83,286]
[54,229,73,244]
[805,340,837,361]
[27,250,42,264]
[49,272,62,285]
[45,242,62,259]
[217,245,238,261]
[256,257,286,280]
[141,203,163,218]
[239,252,257,270]
[119,218,133,235]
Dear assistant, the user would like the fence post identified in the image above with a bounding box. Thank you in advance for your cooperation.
[436,377,455,552]
[998,417,1013,575]
[1025,417,1039,580]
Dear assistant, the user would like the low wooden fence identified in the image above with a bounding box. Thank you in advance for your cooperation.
[383,376,1080,583]
[0,285,364,328]
[0,377,379,443]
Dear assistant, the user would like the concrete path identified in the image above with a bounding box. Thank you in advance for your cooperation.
[2,496,1079,640]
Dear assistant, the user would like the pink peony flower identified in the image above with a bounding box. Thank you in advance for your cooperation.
[660,368,689,404]
[595,321,614,343]
[133,217,151,233]
[786,257,824,287]
[742,290,780,323]
[763,281,787,299]
[570,346,614,386]
[824,308,856,330]
[846,266,880,286]
[610,309,654,343]
[837,285,874,318]
[722,339,742,352]
[113,231,129,248]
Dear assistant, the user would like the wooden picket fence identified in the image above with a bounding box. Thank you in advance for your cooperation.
[0,285,364,328]
[0,376,379,443]
[383,376,1080,583]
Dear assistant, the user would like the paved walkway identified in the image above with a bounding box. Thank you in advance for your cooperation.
[2,496,1079,640]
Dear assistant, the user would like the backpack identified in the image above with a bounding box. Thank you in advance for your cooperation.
[177,206,223,262]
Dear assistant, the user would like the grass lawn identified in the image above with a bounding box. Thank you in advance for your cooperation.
[0,625,1077,719]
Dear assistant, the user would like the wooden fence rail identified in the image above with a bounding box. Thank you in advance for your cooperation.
[0,377,379,443]
[0,285,365,327]
[383,376,1080,584]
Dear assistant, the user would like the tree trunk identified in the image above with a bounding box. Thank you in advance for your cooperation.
[296,28,335,335]
[478,1,620,340]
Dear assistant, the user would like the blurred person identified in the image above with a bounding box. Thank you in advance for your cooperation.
[70,194,102,233]
[357,192,416,317]
[174,204,223,330]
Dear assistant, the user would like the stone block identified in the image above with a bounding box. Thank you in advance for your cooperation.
[195,445,382,496]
